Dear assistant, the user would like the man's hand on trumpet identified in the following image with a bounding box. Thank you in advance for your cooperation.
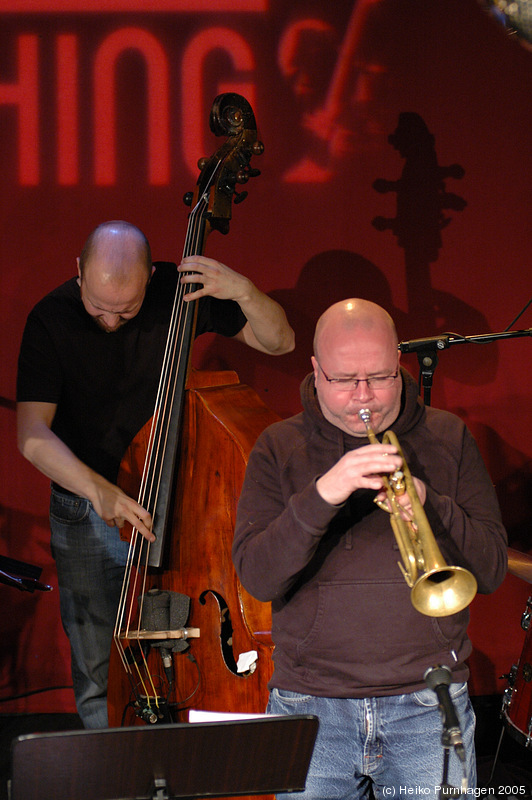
[315,439,427,514]
[316,444,402,506]
[375,474,427,522]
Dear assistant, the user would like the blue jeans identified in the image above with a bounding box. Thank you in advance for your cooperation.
[50,486,130,729]
[267,685,476,799]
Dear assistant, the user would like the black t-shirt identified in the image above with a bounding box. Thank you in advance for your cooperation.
[17,261,246,483]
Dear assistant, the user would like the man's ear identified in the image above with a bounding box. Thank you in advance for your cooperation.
[76,257,81,286]
[311,355,319,385]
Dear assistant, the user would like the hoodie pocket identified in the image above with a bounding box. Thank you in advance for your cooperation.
[294,579,458,688]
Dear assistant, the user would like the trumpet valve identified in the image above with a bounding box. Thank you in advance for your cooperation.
[390,470,406,495]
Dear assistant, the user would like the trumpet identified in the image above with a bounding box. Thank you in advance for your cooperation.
[358,408,477,617]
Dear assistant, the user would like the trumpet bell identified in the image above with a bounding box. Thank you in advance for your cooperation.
[358,407,478,618]
[411,566,478,617]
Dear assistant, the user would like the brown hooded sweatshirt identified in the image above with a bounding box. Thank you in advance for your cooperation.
[233,368,507,697]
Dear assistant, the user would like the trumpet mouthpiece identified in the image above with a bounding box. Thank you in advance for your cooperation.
[358,408,371,423]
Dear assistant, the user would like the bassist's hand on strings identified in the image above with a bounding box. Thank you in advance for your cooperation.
[89,478,155,542]
[17,401,156,543]
[178,255,253,303]
[178,255,295,356]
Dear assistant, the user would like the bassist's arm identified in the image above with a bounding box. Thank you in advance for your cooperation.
[178,255,295,355]
[17,401,155,541]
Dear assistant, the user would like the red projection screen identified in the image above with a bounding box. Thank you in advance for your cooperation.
[1,0,531,713]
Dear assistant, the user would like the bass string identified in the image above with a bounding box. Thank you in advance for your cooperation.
[115,141,240,702]
[135,150,233,526]
[115,191,209,687]
[137,197,205,517]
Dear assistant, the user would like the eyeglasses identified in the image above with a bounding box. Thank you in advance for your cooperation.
[317,362,399,392]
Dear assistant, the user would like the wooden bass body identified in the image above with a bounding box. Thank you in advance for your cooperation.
[108,369,277,727]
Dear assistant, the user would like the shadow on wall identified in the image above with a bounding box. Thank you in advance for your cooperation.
[452,416,532,553]
[200,247,498,419]
[200,110,498,415]
[372,112,467,303]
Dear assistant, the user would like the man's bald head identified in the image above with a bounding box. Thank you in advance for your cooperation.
[79,221,152,282]
[313,299,398,363]
[311,299,401,436]
[77,221,152,332]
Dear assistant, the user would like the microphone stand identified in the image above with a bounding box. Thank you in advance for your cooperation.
[398,328,532,406]
[424,665,467,797]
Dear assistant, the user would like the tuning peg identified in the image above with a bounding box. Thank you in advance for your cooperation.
[220,174,237,197]
[248,168,261,178]
[236,169,249,185]
[233,190,248,204]
[236,150,252,168]
[252,141,264,156]
[183,192,193,207]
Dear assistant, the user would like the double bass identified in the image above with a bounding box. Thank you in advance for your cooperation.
[107,94,277,731]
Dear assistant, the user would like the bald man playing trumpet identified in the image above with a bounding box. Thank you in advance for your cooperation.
[233,298,507,799]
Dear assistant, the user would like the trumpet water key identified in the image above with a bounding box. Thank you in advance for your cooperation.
[358,408,477,617]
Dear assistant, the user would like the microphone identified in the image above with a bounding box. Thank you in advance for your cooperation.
[424,665,465,761]
[159,647,174,686]
[398,334,461,353]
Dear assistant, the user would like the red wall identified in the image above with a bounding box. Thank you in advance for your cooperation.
[1,0,531,714]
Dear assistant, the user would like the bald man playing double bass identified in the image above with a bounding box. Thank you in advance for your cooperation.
[233,298,507,798]
[16,220,294,729]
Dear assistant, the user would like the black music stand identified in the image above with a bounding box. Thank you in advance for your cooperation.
[10,715,319,800]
